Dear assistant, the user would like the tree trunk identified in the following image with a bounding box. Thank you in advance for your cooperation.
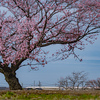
[4,71,22,90]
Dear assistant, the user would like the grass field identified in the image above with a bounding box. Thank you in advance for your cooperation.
[0,90,100,100]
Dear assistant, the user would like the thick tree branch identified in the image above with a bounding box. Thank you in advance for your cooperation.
[0,68,4,74]
[11,58,27,72]
[13,0,26,13]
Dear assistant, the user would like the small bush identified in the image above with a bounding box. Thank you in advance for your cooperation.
[2,91,16,99]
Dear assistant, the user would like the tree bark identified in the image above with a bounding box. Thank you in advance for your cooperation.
[4,71,22,90]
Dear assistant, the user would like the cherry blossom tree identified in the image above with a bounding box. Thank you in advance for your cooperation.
[0,0,100,90]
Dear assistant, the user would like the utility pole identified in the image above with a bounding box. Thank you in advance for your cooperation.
[38,81,41,87]
[34,81,35,87]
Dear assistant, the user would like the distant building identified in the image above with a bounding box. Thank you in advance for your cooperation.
[25,86,65,90]
[0,87,9,90]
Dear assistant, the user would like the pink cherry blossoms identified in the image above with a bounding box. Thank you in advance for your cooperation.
[0,0,99,67]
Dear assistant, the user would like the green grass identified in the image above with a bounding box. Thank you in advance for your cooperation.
[0,90,100,100]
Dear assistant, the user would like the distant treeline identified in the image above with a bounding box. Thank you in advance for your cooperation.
[57,71,100,90]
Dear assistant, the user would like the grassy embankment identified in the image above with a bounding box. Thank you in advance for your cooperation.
[0,90,100,100]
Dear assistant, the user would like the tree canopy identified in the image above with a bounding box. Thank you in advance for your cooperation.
[0,0,100,90]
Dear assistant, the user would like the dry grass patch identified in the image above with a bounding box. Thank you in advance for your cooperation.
[0,90,100,100]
